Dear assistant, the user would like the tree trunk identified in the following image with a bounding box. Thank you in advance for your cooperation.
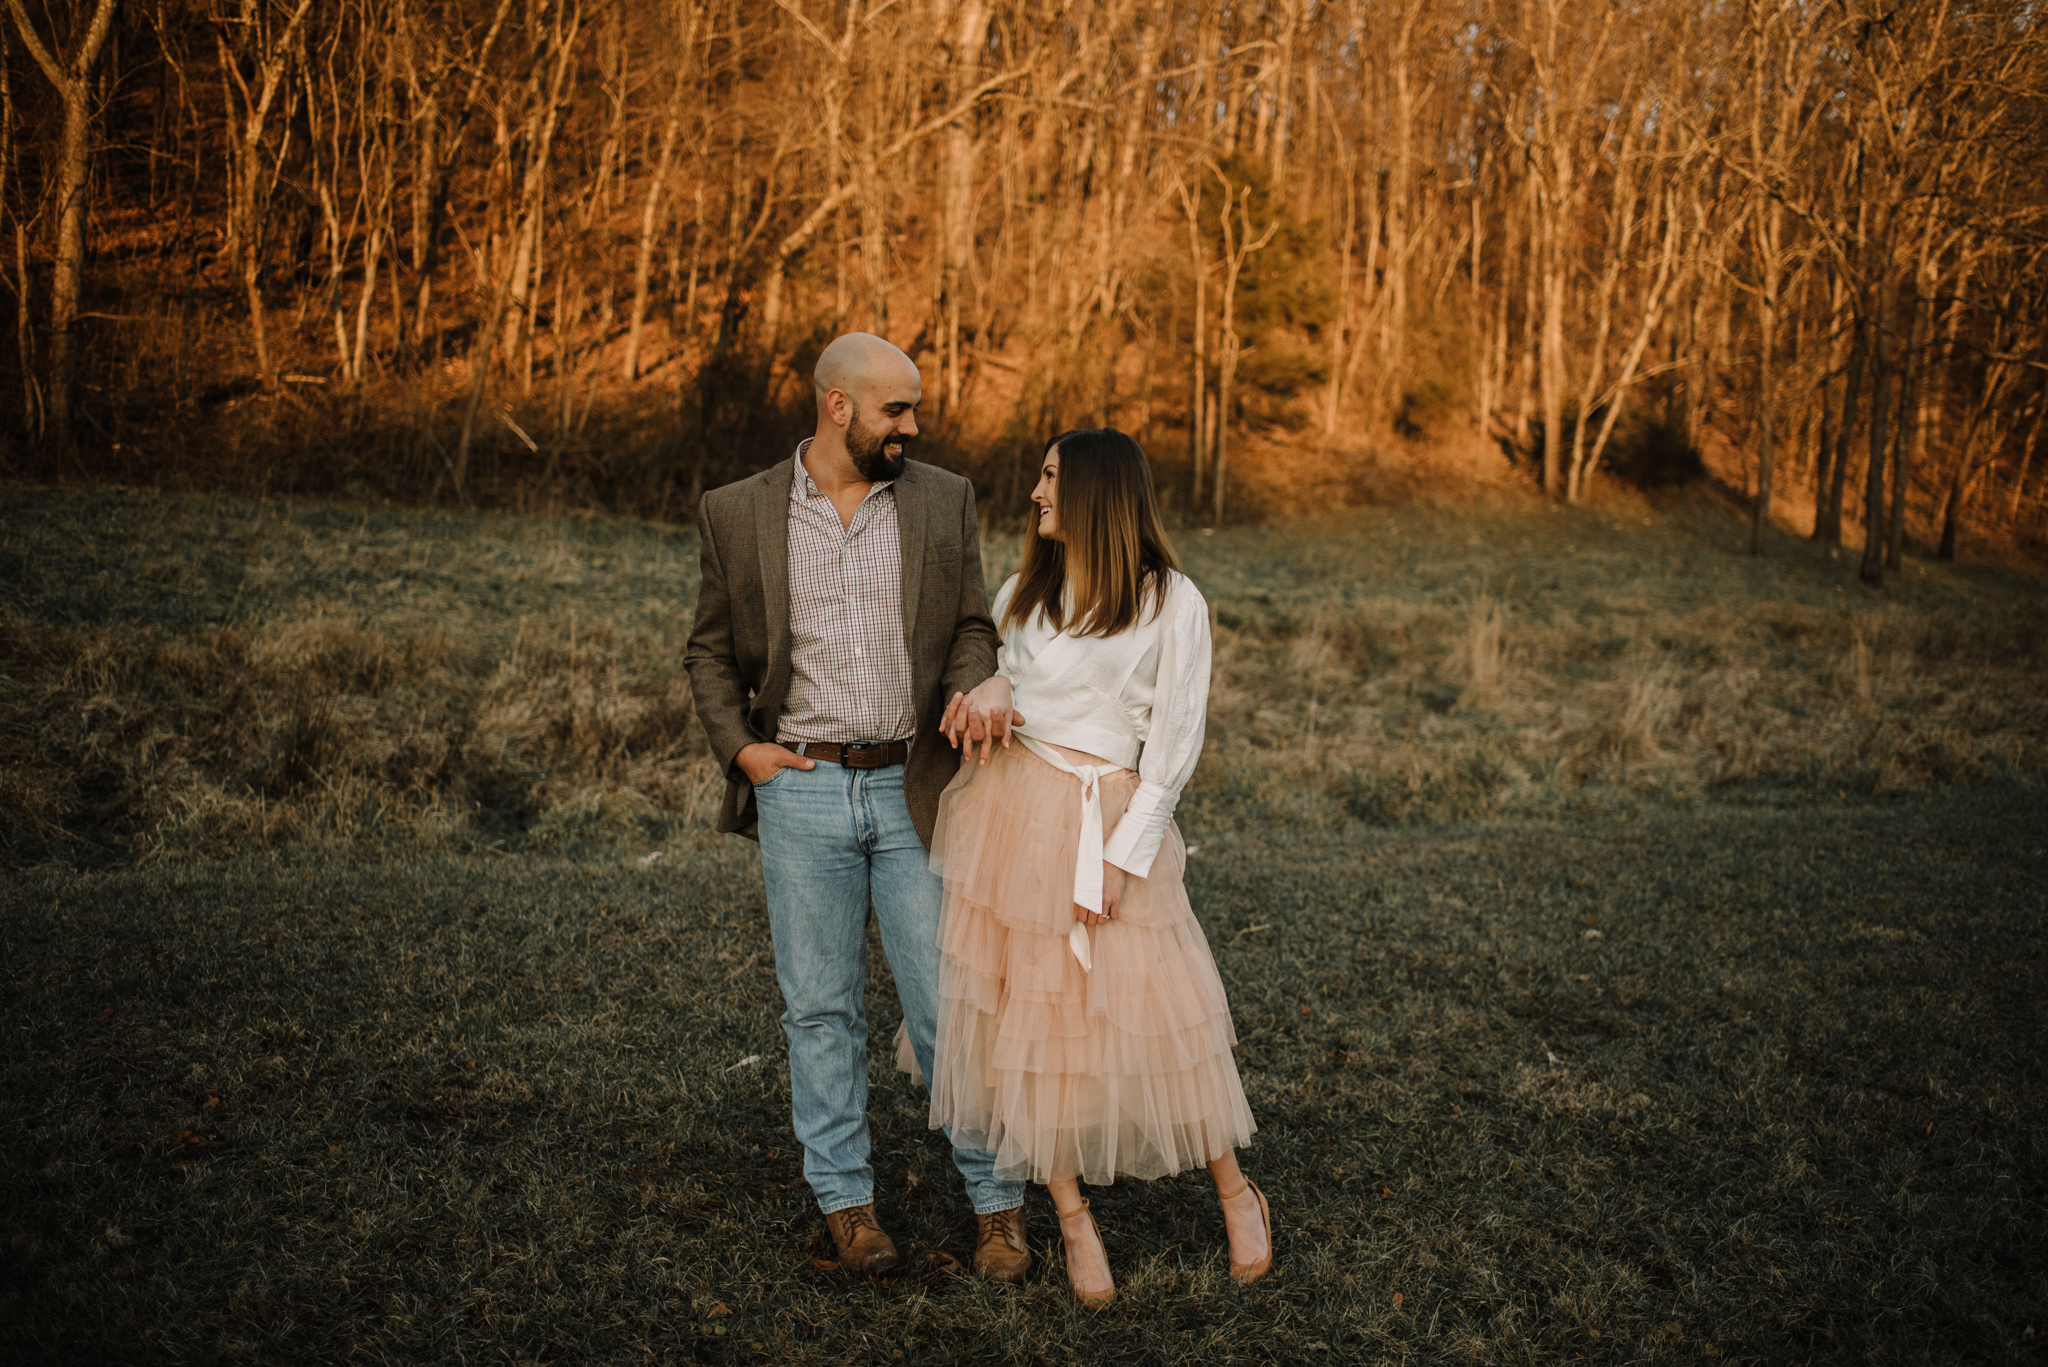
[404,0,518,358]
[1884,307,1916,569]
[1859,274,1894,588]
[1812,266,1849,540]
[1935,367,2013,560]
[2006,405,2043,525]
[1751,202,1782,557]
[936,0,987,416]
[456,0,584,496]
[7,0,119,439]
[1885,235,1936,571]
[1177,175,1207,503]
[1823,320,1864,552]
[1538,197,1567,497]
[623,104,684,381]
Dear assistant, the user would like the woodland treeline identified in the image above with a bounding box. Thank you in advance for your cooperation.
[4,0,2046,576]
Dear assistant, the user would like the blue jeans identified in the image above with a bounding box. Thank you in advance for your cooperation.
[750,758,1024,1217]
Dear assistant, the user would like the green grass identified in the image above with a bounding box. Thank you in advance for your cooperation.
[2,479,2045,1362]
[4,795,2044,1363]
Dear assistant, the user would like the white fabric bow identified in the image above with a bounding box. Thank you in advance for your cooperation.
[1016,735,1128,971]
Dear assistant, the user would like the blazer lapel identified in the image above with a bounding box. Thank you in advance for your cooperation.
[895,463,927,649]
[755,456,795,673]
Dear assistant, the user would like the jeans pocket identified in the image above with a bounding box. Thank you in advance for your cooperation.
[753,765,794,790]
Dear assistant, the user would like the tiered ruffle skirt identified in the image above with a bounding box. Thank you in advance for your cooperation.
[913,742,1254,1185]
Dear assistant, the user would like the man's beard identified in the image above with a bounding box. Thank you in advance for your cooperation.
[847,409,908,481]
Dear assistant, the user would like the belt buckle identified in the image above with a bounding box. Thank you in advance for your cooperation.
[846,738,880,768]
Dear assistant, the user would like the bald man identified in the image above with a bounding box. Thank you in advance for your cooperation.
[684,334,1031,1281]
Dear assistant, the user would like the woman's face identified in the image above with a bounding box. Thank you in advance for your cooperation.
[1030,446,1062,541]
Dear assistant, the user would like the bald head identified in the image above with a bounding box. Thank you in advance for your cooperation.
[810,332,923,484]
[814,332,920,410]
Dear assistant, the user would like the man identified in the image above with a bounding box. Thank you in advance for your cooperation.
[684,333,1029,1281]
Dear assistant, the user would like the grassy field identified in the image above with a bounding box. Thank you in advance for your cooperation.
[2,479,2045,1363]
[3,481,2042,865]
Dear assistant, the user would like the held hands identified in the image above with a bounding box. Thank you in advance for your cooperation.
[941,676,1025,765]
[736,741,817,785]
[1074,862,1127,929]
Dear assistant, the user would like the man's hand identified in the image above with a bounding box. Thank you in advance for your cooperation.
[1074,862,1128,928]
[736,741,817,785]
[941,676,1024,765]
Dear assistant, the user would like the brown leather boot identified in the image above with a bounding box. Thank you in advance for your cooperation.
[973,1206,1032,1284]
[822,1204,899,1275]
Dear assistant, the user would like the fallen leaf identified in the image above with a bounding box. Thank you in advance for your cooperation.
[202,1096,220,1108]
[169,1162,186,1172]
[98,1008,113,1021]
[105,1224,133,1249]
[924,1251,962,1271]
[1380,1186,1393,1199]
[1393,1292,1404,1309]
[1300,1005,1312,1016]
[327,1143,342,1156]
[178,1130,206,1145]
[707,1302,729,1317]
[811,1258,840,1271]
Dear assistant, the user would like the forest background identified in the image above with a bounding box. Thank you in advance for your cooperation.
[3,0,2047,580]
[6,3,2048,1358]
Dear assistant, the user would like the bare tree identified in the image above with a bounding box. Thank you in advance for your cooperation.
[7,0,118,436]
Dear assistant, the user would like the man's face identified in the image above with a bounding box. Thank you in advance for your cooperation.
[842,373,921,482]
[846,403,909,482]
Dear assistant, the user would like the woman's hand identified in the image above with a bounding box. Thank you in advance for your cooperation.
[1074,863,1128,928]
[941,676,1024,764]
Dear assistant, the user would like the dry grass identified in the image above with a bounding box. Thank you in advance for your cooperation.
[4,480,2044,868]
[2,477,2045,1363]
[1158,493,2048,832]
[0,484,719,865]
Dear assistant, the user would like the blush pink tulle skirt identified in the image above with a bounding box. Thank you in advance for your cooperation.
[903,741,1255,1186]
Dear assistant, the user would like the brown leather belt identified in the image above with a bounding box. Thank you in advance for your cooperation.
[789,739,910,769]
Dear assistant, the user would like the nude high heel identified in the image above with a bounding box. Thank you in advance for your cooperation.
[1219,1179,1273,1284]
[1054,1197,1116,1307]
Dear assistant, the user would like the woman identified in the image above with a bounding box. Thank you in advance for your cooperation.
[928,428,1269,1306]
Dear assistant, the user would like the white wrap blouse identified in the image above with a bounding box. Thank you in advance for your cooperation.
[992,568,1212,880]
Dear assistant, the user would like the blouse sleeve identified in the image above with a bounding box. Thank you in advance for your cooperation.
[990,575,1023,685]
[1102,576,1211,878]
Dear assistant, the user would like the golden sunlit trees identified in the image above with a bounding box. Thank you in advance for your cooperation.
[2,0,2044,563]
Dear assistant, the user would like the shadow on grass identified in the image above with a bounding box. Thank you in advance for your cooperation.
[3,787,2044,1364]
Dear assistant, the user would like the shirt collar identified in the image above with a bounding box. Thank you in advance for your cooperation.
[793,438,895,504]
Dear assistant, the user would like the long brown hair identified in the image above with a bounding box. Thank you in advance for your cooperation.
[1003,428,1180,638]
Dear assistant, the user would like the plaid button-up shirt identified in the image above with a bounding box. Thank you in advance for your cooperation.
[777,441,917,744]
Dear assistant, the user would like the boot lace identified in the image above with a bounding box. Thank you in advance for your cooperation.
[977,1210,1020,1252]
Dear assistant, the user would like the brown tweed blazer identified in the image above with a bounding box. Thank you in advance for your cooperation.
[683,455,996,848]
